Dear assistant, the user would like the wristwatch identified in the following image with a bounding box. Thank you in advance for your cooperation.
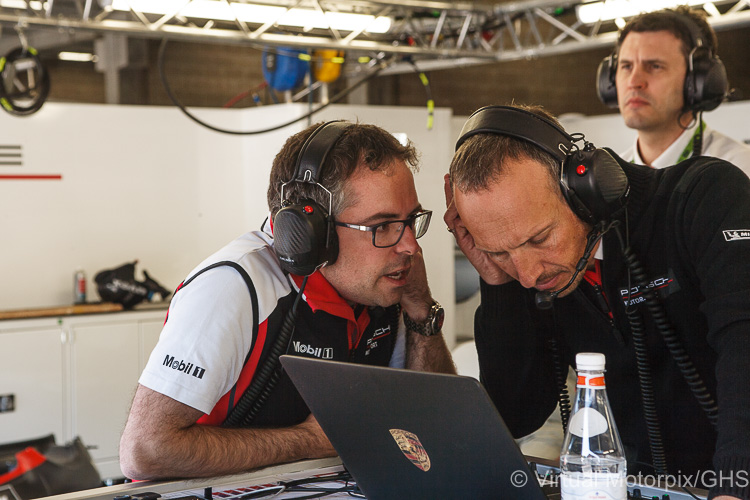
[403,300,445,337]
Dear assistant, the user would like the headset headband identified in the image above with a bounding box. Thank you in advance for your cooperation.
[456,105,574,162]
[454,105,630,226]
[292,120,350,185]
[662,9,709,52]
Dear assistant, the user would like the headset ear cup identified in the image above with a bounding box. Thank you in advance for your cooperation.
[685,48,728,112]
[702,58,728,111]
[596,54,619,108]
[273,200,337,276]
[561,148,629,224]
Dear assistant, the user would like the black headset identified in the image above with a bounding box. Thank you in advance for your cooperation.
[273,120,349,276]
[0,46,50,117]
[597,10,728,113]
[456,105,629,226]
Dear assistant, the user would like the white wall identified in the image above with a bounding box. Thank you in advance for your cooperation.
[0,102,458,345]
[1,103,248,310]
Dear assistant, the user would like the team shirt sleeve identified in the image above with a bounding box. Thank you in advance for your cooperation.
[138,266,257,414]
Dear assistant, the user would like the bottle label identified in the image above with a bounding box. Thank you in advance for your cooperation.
[577,374,605,389]
[74,271,86,304]
[568,407,609,437]
[560,473,626,500]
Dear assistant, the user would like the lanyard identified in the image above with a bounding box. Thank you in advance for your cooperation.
[677,120,705,163]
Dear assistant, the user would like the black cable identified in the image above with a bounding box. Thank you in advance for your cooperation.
[548,336,571,434]
[157,38,386,135]
[612,223,718,478]
[238,470,360,499]
[612,219,668,473]
[614,225,718,427]
[692,111,704,157]
[620,276,669,473]
[222,275,309,428]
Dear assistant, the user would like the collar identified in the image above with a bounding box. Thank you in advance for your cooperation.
[290,272,356,321]
[583,259,603,287]
[262,214,273,237]
[633,120,704,169]
[594,239,604,260]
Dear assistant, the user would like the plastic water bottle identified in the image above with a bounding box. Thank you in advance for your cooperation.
[74,269,87,304]
[560,352,627,500]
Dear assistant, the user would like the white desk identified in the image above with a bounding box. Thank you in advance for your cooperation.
[36,456,708,500]
[38,458,346,500]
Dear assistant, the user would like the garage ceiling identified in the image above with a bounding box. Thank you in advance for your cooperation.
[1,0,749,76]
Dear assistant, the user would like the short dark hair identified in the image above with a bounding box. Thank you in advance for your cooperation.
[617,6,718,59]
[267,122,419,220]
[449,104,562,194]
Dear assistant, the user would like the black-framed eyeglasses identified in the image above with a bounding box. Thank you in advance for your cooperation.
[334,210,432,248]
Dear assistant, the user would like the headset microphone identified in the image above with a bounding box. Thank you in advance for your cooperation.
[535,222,613,310]
[535,263,585,310]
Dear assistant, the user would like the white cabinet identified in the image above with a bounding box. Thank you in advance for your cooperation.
[0,318,66,444]
[68,318,142,479]
[0,309,166,480]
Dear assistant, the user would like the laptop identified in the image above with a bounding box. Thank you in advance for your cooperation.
[280,355,550,499]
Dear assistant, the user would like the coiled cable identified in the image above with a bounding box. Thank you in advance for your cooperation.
[613,223,718,474]
[615,224,718,426]
[622,289,668,473]
[223,276,309,427]
[549,336,571,433]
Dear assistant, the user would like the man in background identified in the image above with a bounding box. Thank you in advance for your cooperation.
[599,6,750,173]
[120,121,454,480]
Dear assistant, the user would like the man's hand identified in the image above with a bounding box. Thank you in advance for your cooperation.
[397,244,456,374]
[443,174,511,286]
[400,247,432,322]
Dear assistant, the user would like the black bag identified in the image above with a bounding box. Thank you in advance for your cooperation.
[94,261,171,309]
[0,436,101,499]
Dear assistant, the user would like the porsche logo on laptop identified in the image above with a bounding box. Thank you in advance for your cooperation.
[389,429,431,472]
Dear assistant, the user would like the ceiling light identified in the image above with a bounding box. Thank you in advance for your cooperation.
[576,0,710,24]
[110,0,391,34]
[58,51,98,62]
[0,0,44,9]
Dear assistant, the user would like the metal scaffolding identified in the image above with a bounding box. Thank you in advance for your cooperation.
[0,0,749,74]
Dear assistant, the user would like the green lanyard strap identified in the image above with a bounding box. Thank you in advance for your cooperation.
[677,119,706,163]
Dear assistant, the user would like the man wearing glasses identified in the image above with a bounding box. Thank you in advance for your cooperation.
[120,122,455,480]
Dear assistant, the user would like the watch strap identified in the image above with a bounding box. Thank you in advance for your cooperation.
[403,300,444,337]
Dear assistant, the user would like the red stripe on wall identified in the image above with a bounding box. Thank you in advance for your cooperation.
[0,174,62,180]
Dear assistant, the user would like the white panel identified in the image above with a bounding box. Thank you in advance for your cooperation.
[238,104,309,227]
[0,324,65,444]
[0,103,248,311]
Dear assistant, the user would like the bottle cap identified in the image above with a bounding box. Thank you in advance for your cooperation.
[576,352,605,371]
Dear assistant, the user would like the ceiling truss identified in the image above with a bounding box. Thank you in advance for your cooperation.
[0,0,749,74]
